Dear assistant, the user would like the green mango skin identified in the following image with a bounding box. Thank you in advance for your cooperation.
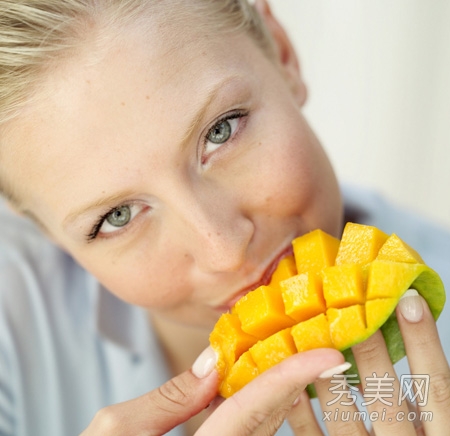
[308,264,446,398]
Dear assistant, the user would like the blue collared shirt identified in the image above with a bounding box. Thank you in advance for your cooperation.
[0,185,449,435]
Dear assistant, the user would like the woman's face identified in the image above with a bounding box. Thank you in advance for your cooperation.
[1,15,342,329]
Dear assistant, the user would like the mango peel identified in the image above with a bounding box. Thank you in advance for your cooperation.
[209,223,446,398]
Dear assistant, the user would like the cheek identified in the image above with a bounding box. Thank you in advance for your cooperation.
[71,245,193,308]
[243,133,318,216]
[233,115,341,235]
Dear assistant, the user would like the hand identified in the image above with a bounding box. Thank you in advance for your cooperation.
[288,292,450,436]
[80,347,344,435]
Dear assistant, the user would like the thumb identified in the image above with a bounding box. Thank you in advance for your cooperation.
[80,347,218,435]
[148,346,218,433]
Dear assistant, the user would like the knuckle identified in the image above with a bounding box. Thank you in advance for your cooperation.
[352,336,382,362]
[267,405,291,430]
[247,406,290,436]
[429,370,450,407]
[155,377,189,410]
[377,407,401,427]
[91,405,124,432]
[330,421,362,436]
[241,410,270,434]
[289,418,312,434]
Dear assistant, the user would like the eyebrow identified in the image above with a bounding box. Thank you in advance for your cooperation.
[63,75,246,226]
[178,75,245,150]
[63,190,136,228]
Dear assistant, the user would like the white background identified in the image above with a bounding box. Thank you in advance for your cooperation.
[270,1,450,230]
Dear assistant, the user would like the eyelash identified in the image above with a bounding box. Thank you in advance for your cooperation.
[86,204,135,242]
[202,110,248,163]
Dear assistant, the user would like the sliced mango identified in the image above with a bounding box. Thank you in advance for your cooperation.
[280,272,326,322]
[322,264,365,308]
[327,304,366,350]
[292,229,340,275]
[222,351,259,398]
[209,313,258,380]
[269,255,297,290]
[366,261,426,300]
[210,223,446,398]
[366,298,397,332]
[233,285,295,339]
[376,234,424,264]
[291,314,333,351]
[335,223,388,266]
[249,328,297,372]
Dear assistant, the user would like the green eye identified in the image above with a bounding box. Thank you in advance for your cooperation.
[207,120,232,144]
[106,206,131,227]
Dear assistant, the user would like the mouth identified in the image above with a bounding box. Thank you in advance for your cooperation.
[214,245,294,312]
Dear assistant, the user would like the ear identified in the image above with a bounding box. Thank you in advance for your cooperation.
[254,0,307,107]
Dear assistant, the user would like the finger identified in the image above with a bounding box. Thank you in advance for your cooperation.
[197,348,344,436]
[397,292,450,435]
[80,348,218,436]
[287,390,324,435]
[204,395,225,418]
[314,372,368,436]
[369,401,426,436]
[352,329,415,436]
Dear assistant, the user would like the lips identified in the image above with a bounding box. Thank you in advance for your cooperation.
[218,245,294,311]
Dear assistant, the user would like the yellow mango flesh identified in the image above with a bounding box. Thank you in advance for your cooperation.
[292,230,340,274]
[210,223,446,398]
[269,255,297,289]
[322,264,365,308]
[222,351,259,398]
[335,223,389,266]
[291,313,333,351]
[209,313,258,381]
[281,272,326,322]
[233,285,296,339]
[249,328,297,372]
[376,234,424,263]
[327,304,366,349]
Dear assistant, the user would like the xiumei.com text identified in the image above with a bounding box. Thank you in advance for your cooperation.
[322,408,433,423]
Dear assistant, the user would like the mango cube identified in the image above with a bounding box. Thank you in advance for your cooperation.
[221,351,259,398]
[322,264,365,308]
[376,234,424,264]
[335,223,388,266]
[209,313,258,378]
[366,260,425,300]
[269,255,297,290]
[365,298,397,332]
[291,314,333,352]
[249,328,297,372]
[280,272,326,322]
[292,230,340,275]
[327,305,366,349]
[233,285,295,339]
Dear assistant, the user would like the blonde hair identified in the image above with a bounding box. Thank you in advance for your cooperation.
[0,0,274,127]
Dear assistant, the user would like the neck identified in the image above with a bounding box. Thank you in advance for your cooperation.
[150,313,211,376]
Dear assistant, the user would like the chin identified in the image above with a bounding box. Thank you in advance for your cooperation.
[151,305,223,331]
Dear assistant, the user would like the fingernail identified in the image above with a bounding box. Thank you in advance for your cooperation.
[398,289,423,323]
[192,346,217,378]
[318,362,352,379]
[292,395,301,407]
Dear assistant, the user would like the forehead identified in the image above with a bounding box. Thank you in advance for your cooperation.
[0,19,267,215]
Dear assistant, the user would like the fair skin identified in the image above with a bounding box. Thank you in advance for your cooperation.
[1,1,449,435]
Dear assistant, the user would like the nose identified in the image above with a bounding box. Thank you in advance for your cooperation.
[170,189,255,273]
